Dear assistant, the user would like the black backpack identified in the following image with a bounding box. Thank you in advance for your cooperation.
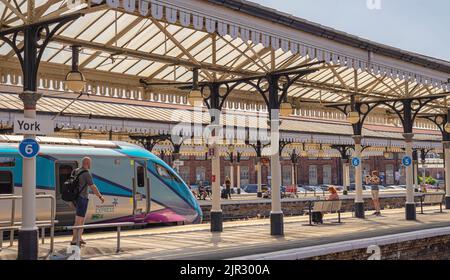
[61,169,88,202]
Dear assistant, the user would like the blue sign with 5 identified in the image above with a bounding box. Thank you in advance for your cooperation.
[402,156,412,167]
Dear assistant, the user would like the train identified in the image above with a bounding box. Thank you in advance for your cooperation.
[0,135,202,227]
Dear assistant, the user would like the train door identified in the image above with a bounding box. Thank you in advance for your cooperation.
[55,161,78,225]
[133,160,150,219]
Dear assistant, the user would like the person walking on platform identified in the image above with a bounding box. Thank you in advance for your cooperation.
[225,176,232,199]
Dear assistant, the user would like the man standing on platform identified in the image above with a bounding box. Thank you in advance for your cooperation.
[71,157,105,246]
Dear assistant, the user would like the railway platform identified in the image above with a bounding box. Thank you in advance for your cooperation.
[1,206,449,260]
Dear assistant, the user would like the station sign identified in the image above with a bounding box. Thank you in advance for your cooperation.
[18,138,40,159]
[14,117,54,136]
[351,157,361,167]
[173,160,184,167]
[402,156,412,167]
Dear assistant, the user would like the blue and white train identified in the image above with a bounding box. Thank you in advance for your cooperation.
[0,135,202,226]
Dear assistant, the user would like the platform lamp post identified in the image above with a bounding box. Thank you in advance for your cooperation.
[0,14,80,259]
[290,149,299,186]
[420,150,427,192]
[236,151,242,194]
[227,144,235,194]
[412,149,419,192]
[247,139,265,198]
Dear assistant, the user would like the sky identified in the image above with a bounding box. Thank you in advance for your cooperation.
[252,0,450,62]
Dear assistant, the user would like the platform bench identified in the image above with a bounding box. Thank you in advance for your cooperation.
[305,200,343,225]
[419,193,444,214]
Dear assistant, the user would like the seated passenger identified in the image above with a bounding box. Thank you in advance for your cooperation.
[313,187,340,225]
[326,186,339,201]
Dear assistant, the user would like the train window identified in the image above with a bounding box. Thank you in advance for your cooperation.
[0,171,13,194]
[0,157,15,167]
[155,163,182,183]
[137,165,145,187]
[155,164,172,179]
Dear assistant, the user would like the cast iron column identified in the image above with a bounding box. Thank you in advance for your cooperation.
[16,25,42,260]
[254,141,263,198]
[18,91,41,260]
[404,133,416,220]
[353,135,365,218]
[290,151,297,186]
[420,151,426,192]
[230,155,235,192]
[445,142,450,208]
[342,159,350,195]
[413,150,419,192]
[268,75,283,236]
[209,84,223,232]
[236,153,241,194]
[257,158,263,197]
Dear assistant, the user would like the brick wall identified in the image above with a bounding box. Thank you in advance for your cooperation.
[305,235,450,260]
[171,155,444,187]
[200,195,415,221]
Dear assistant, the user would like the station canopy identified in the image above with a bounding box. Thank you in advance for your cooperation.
[0,0,450,135]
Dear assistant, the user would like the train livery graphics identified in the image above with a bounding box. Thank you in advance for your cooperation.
[0,136,202,226]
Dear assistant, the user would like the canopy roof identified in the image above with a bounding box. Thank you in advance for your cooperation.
[0,0,449,114]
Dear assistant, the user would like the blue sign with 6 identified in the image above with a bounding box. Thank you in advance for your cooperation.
[351,157,361,167]
[18,139,40,159]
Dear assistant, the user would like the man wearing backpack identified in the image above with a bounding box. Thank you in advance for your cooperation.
[71,157,105,246]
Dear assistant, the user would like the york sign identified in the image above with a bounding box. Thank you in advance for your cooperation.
[14,117,54,136]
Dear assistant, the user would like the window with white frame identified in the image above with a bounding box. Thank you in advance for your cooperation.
[282,165,292,186]
[309,165,318,186]
[323,165,332,185]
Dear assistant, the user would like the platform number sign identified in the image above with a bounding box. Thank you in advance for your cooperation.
[18,139,40,159]
[351,157,361,167]
[402,156,412,167]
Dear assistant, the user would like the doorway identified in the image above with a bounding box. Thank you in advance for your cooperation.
[55,161,78,225]
[133,161,150,219]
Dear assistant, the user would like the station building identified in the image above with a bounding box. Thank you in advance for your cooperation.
[0,83,444,187]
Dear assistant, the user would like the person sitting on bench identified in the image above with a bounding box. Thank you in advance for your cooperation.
[312,187,340,224]
[326,186,339,201]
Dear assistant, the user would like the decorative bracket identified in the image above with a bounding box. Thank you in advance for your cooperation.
[327,93,450,136]
[0,14,80,92]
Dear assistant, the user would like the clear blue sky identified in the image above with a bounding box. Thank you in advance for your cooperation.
[252,0,450,61]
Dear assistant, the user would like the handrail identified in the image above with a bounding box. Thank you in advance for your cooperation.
[0,194,56,253]
[64,222,135,254]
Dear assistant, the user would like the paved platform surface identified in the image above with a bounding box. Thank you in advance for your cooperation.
[1,206,449,260]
